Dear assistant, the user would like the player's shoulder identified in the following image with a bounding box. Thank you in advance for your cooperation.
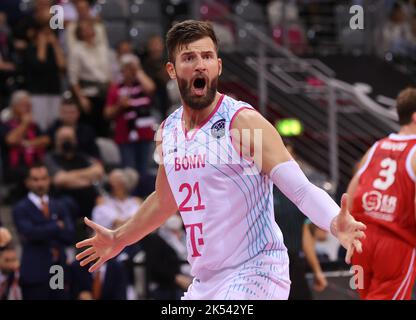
[223,94,255,113]
[221,96,257,127]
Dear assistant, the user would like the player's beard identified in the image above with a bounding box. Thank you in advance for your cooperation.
[177,73,218,110]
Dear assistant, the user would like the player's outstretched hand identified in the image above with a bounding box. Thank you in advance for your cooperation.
[331,193,367,264]
[75,217,124,272]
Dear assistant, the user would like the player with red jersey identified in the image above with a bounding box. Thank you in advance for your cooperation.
[347,87,416,300]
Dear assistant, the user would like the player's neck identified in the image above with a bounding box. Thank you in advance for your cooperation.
[182,92,222,131]
[398,123,416,136]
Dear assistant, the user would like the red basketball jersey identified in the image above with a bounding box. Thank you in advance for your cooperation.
[351,134,416,247]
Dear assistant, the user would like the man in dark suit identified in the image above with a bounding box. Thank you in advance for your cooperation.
[70,259,127,300]
[13,163,74,300]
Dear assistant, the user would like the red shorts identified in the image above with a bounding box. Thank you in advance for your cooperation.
[351,224,416,300]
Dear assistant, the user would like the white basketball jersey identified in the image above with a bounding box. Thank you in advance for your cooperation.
[162,94,286,280]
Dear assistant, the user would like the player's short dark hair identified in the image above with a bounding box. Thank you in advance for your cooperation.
[396,87,416,125]
[166,20,218,63]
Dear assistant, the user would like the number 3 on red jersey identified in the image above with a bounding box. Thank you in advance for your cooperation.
[373,158,397,191]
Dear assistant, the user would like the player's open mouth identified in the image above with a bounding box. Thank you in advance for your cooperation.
[192,77,207,96]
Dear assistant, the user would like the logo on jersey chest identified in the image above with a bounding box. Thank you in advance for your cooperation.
[362,190,397,221]
[211,118,226,139]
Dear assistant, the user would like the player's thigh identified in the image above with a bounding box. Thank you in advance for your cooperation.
[366,266,415,300]
[368,236,416,300]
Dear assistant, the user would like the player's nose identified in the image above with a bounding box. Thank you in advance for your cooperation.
[194,55,207,71]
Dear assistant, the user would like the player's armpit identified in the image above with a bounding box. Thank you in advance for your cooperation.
[230,108,293,174]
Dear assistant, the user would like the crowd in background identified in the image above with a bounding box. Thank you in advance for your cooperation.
[0,0,190,300]
[0,0,415,300]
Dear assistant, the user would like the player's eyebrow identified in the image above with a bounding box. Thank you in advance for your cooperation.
[180,50,215,57]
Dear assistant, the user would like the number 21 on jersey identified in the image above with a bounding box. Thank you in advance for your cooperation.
[178,182,205,212]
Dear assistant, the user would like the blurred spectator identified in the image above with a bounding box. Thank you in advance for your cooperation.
[104,54,156,176]
[92,168,142,230]
[0,244,22,300]
[92,167,141,300]
[62,0,99,24]
[70,260,127,300]
[44,126,103,221]
[68,19,111,137]
[47,97,100,159]
[0,91,50,187]
[199,0,236,53]
[142,35,171,119]
[21,25,65,131]
[13,163,74,299]
[0,226,11,247]
[64,0,108,53]
[382,2,416,57]
[142,214,192,300]
[0,11,16,107]
[268,0,309,55]
[110,40,135,83]
[13,0,54,51]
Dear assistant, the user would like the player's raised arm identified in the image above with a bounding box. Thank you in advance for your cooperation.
[231,108,366,263]
[76,142,178,272]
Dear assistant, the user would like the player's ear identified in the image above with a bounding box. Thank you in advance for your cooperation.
[166,62,176,80]
[411,112,416,124]
[218,58,222,76]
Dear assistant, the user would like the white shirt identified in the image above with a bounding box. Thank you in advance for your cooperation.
[28,192,49,211]
[68,41,112,86]
[92,196,141,229]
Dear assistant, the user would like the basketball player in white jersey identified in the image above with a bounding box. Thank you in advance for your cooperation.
[75,20,366,300]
